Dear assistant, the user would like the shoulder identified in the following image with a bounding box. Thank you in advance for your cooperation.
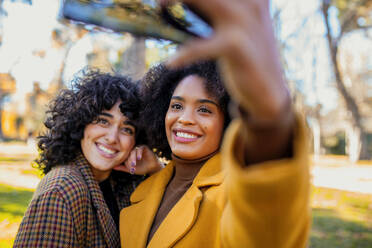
[34,165,89,202]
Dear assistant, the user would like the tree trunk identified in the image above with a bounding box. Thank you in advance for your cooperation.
[57,41,73,91]
[309,117,321,162]
[120,37,146,81]
[321,0,370,160]
[346,123,361,163]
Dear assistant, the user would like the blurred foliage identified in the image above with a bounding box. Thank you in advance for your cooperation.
[0,157,31,162]
[322,132,372,156]
[332,0,372,35]
[321,0,372,160]
[145,42,176,68]
[21,168,43,178]
[323,132,346,155]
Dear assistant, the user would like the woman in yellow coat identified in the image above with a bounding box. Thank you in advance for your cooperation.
[118,0,310,247]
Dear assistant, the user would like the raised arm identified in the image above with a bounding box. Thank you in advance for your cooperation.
[165,0,294,165]
[165,1,310,247]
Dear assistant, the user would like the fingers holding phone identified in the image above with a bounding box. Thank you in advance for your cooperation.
[166,0,291,126]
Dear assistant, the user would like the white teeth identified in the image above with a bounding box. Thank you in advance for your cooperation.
[98,144,116,154]
[176,132,197,139]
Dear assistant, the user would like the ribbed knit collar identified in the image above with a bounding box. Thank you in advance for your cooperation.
[171,150,219,183]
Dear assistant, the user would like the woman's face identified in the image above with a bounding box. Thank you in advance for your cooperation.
[165,75,225,160]
[81,101,136,181]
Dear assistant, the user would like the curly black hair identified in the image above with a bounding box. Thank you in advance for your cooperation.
[140,60,231,160]
[36,70,142,174]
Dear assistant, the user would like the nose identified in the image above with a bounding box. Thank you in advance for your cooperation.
[177,108,195,125]
[104,126,119,144]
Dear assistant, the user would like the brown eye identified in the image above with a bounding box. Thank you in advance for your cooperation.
[121,127,135,135]
[96,117,109,125]
[198,106,212,114]
[171,103,183,110]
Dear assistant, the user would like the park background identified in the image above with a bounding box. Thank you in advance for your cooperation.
[0,0,371,247]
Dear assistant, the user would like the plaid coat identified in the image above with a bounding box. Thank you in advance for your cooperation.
[14,154,142,248]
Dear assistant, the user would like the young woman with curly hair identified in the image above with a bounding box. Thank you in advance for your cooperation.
[14,71,161,248]
[118,0,310,247]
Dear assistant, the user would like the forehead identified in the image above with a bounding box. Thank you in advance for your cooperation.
[173,75,215,101]
[101,102,131,122]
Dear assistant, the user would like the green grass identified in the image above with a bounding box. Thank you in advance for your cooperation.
[311,208,372,247]
[0,183,371,247]
[310,187,372,247]
[0,184,34,248]
[0,184,34,221]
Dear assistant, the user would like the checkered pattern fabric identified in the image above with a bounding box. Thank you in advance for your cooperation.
[14,154,142,247]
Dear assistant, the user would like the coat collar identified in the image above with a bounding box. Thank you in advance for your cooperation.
[120,153,224,248]
[130,153,224,203]
[72,154,120,248]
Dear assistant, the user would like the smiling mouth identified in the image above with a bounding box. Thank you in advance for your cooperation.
[173,131,200,142]
[96,143,117,156]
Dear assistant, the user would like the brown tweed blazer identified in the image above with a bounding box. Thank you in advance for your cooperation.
[14,154,142,248]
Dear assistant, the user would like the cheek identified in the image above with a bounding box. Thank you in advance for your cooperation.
[165,112,173,135]
[165,112,172,129]
[81,128,92,150]
[80,138,90,160]
[122,136,135,150]
[84,134,91,141]
[205,118,224,143]
[83,124,101,140]
[119,139,134,160]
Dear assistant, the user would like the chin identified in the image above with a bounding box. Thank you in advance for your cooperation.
[173,151,198,160]
[98,165,115,172]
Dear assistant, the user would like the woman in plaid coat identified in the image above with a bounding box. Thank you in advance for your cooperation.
[14,71,161,247]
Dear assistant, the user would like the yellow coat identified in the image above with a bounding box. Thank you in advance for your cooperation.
[120,118,310,247]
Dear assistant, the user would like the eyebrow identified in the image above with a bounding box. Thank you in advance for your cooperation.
[124,120,135,127]
[99,112,113,118]
[171,96,219,107]
[99,112,135,127]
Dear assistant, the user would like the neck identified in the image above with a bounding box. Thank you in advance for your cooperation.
[91,168,111,182]
[171,150,218,182]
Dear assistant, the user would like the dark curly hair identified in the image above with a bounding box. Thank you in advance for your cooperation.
[36,70,142,174]
[140,60,231,160]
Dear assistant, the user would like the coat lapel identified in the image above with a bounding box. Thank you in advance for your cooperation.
[148,154,224,248]
[74,155,120,248]
[120,154,224,248]
[147,185,202,248]
[120,163,175,248]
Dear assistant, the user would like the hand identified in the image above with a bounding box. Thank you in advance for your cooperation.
[163,0,291,126]
[114,145,164,175]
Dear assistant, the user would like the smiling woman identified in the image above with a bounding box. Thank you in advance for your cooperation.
[140,61,230,161]
[119,57,309,247]
[13,70,161,248]
[81,102,136,182]
[165,75,225,160]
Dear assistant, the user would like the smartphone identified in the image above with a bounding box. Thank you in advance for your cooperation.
[60,0,213,44]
